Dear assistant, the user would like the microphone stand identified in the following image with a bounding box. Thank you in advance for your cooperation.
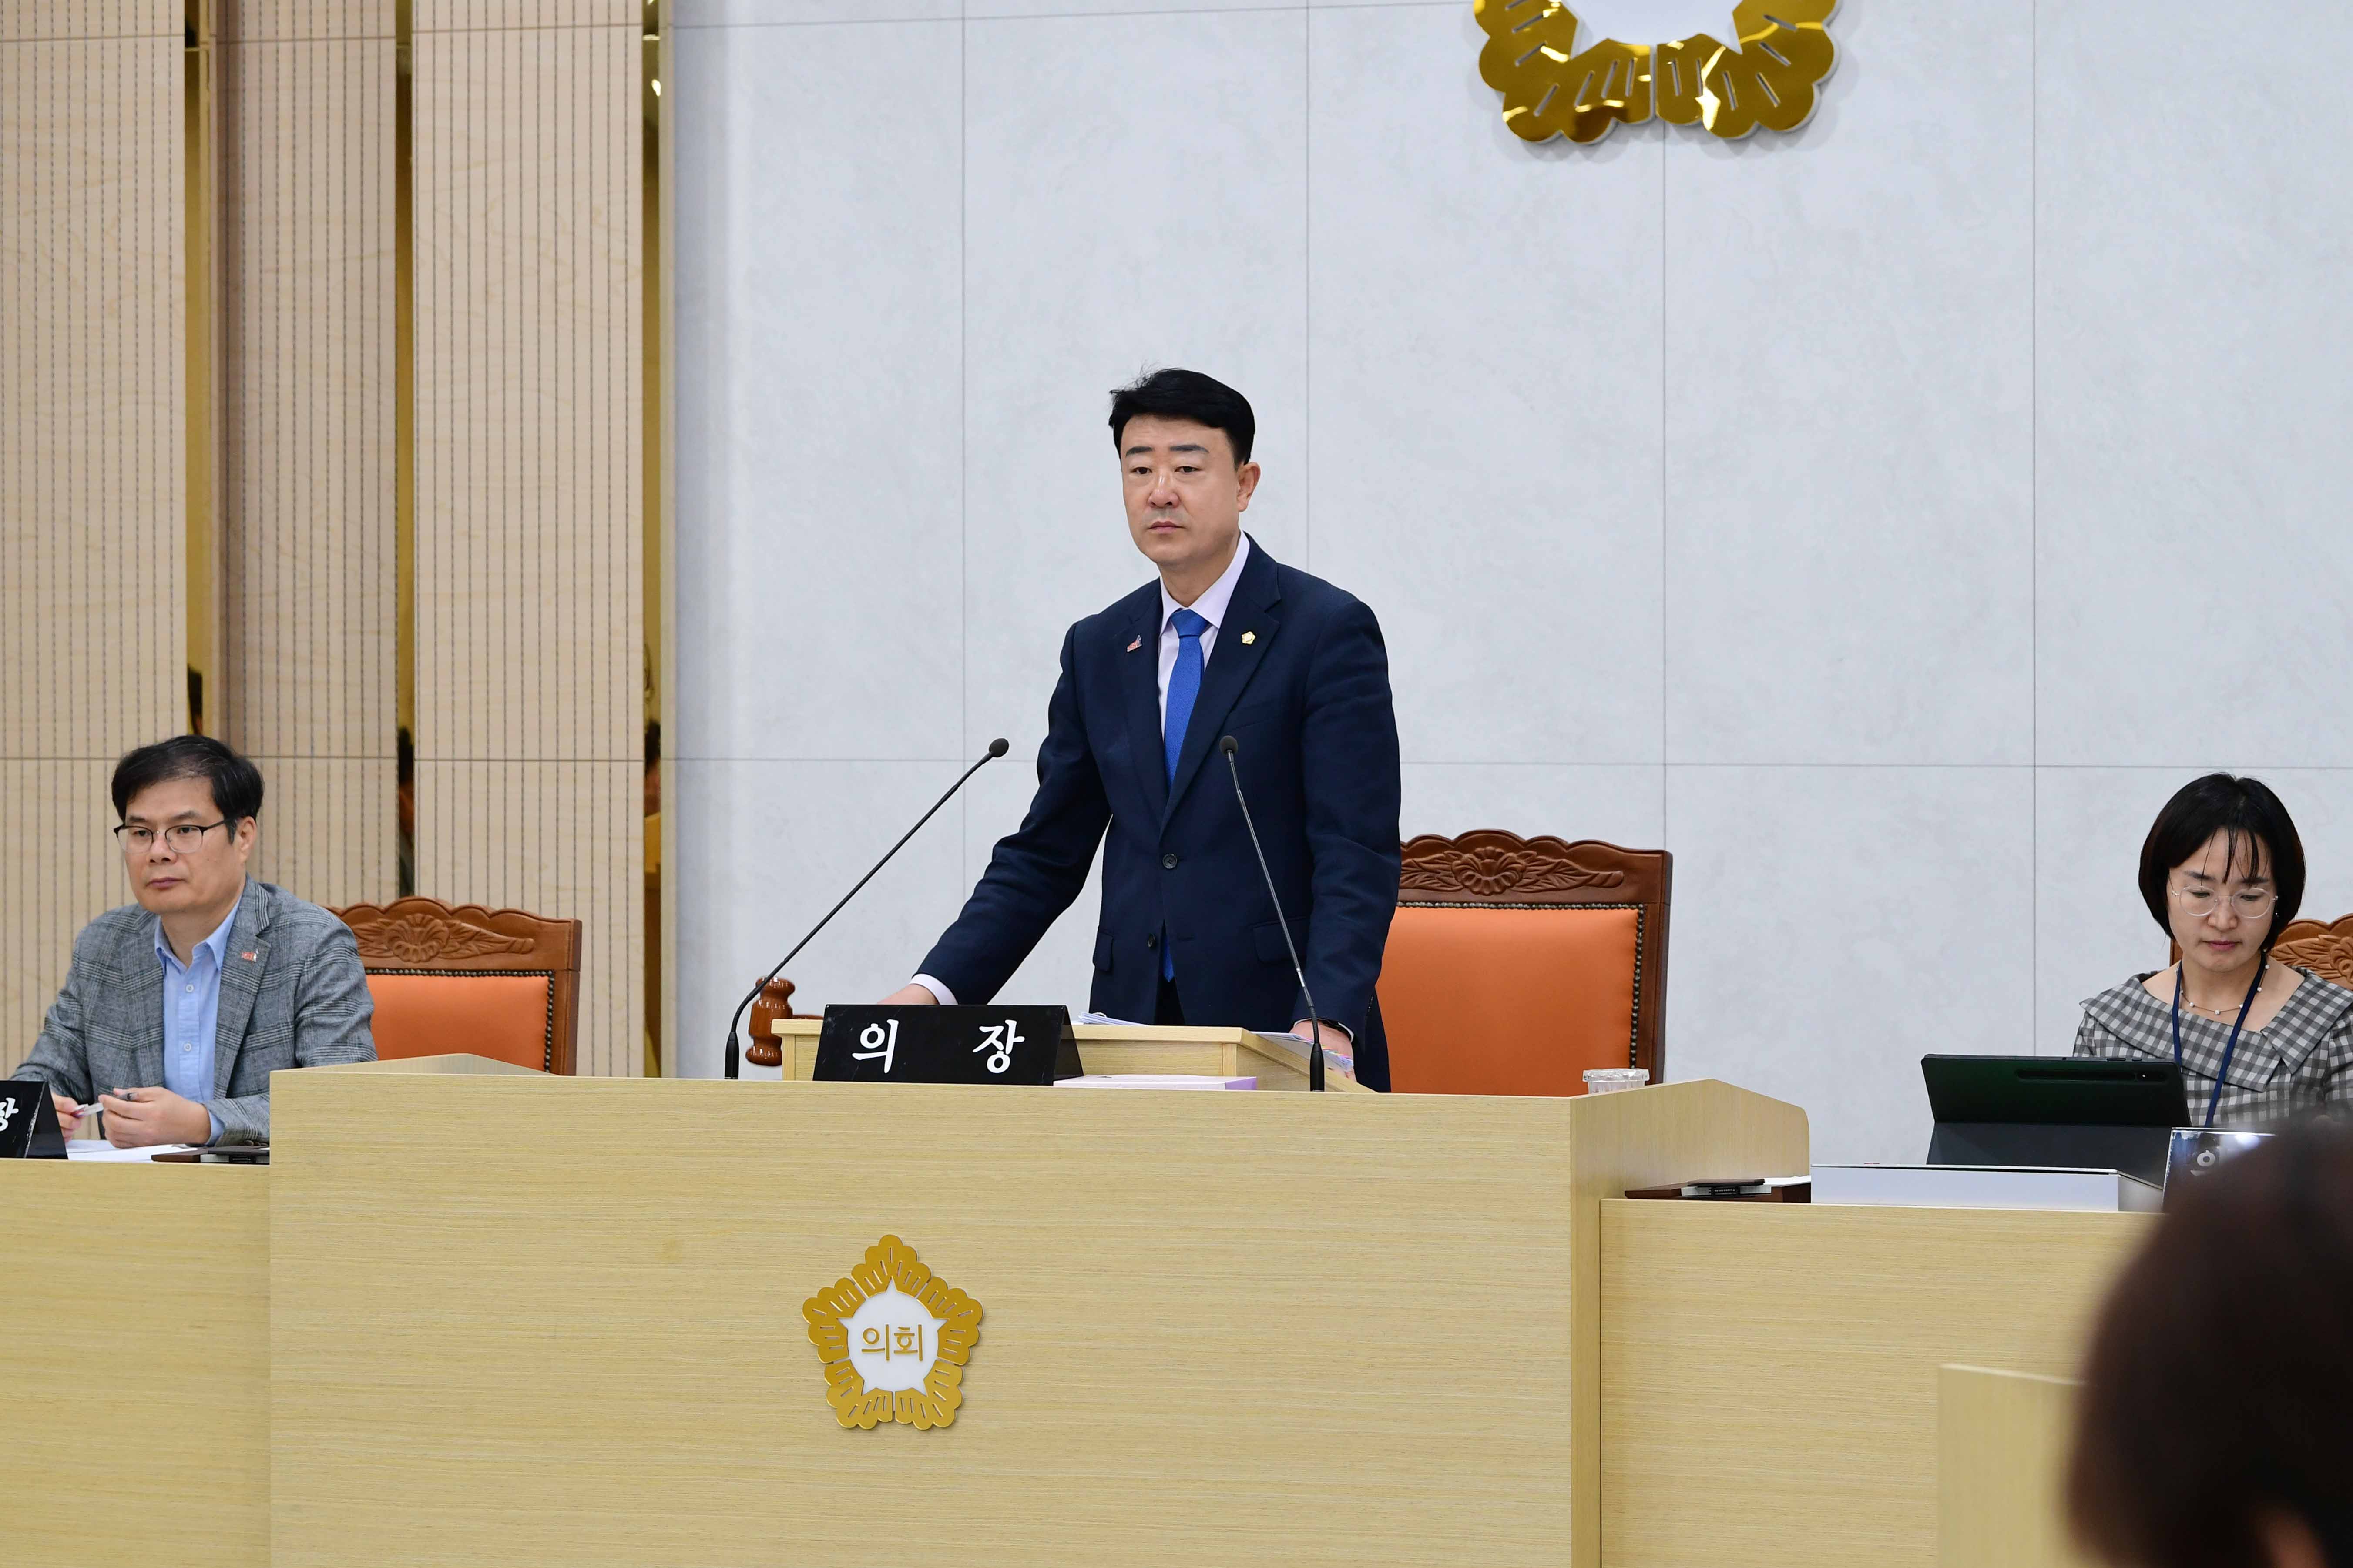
[1219,735,1326,1092]
[722,739,1008,1079]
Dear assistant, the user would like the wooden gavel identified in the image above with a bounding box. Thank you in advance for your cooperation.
[743,977,802,1068]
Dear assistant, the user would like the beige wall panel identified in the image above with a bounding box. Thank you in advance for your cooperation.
[246,755,399,905]
[214,34,398,906]
[413,17,644,1073]
[416,0,636,32]
[0,1,175,41]
[417,759,641,1075]
[1599,1203,2151,1568]
[0,33,186,1069]
[0,36,185,757]
[414,17,640,763]
[218,0,391,41]
[0,763,131,1072]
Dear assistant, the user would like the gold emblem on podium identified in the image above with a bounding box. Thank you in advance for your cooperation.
[1474,0,1839,145]
[803,1235,984,1430]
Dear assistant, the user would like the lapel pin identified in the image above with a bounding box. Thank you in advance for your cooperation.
[1240,631,1256,646]
[241,952,257,962]
[1125,637,1143,653]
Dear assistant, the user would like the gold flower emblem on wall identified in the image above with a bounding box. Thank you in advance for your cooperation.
[1474,0,1839,144]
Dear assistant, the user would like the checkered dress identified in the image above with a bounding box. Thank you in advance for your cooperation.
[2073,965,2353,1128]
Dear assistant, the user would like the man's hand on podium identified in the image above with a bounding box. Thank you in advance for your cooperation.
[879,984,940,1006]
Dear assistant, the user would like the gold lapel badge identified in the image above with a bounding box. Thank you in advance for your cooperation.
[805,1235,983,1430]
[1240,631,1256,645]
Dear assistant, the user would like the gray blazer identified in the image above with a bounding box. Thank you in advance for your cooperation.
[16,879,376,1144]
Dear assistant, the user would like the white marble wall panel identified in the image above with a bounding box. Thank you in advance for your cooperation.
[673,1,960,23]
[1401,764,1665,852]
[1662,0,2035,767]
[961,9,1308,758]
[674,759,973,1080]
[970,0,1294,16]
[1308,4,1665,769]
[2035,0,2353,767]
[671,19,963,763]
[1666,764,2037,1163]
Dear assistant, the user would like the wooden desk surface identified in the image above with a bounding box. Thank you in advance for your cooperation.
[0,1162,269,1568]
[1599,1201,2151,1568]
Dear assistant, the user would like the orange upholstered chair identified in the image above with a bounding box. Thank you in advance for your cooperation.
[1376,831,1670,1096]
[333,897,583,1074]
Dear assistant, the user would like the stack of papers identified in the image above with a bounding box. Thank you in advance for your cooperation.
[1055,1075,1257,1091]
[64,1142,198,1163]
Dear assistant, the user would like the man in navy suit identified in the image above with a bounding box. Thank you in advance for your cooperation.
[883,369,1403,1089]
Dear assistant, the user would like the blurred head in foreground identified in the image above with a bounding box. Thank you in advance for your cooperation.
[2069,1122,2353,1568]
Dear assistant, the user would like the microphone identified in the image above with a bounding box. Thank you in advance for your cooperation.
[722,738,1010,1079]
[1219,734,1326,1092]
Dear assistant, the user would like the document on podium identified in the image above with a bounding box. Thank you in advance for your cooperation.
[1056,1074,1257,1090]
[65,1142,198,1162]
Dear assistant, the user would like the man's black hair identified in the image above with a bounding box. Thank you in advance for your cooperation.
[2137,773,2305,950]
[1108,368,1255,465]
[111,734,265,824]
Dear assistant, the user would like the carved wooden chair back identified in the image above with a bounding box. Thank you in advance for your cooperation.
[2266,913,2353,988]
[1376,831,1671,1096]
[332,897,584,1074]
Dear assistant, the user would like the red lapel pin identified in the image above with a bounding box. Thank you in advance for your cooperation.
[241,952,257,962]
[1125,637,1143,653]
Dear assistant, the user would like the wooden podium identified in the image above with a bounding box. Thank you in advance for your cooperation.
[269,1046,1807,1568]
[763,1016,1380,1091]
[0,1053,529,1568]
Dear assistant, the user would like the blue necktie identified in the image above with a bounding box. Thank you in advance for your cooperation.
[1161,607,1208,980]
[1164,608,1208,783]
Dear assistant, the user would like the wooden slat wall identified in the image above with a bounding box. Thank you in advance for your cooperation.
[413,6,644,1075]
[0,1,187,1072]
[215,1,399,910]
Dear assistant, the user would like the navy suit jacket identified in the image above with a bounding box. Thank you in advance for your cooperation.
[919,537,1403,1089]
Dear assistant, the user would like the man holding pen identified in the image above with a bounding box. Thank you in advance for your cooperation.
[15,736,376,1147]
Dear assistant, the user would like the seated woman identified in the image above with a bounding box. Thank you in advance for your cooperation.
[2074,774,2353,1127]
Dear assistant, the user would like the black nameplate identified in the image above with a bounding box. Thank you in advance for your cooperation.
[815,1006,1082,1086]
[0,1080,70,1159]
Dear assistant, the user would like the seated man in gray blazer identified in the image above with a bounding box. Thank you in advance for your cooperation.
[16,736,376,1147]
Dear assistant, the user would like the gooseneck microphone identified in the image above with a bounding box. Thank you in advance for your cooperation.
[722,738,1009,1079]
[1219,734,1326,1092]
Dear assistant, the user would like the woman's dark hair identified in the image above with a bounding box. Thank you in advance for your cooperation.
[111,734,265,824]
[2069,1122,2353,1568]
[2137,774,2304,950]
[1107,368,1255,465]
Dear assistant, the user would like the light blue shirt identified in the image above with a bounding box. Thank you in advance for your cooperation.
[154,897,241,1146]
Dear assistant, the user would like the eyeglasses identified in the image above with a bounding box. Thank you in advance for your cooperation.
[2171,883,2277,921]
[114,821,229,854]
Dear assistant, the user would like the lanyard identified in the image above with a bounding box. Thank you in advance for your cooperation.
[2171,958,2267,1129]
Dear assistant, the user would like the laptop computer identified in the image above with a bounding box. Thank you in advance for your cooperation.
[1921,1055,2191,1186]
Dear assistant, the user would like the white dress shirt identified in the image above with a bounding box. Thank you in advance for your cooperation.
[910,537,1253,1008]
[1154,533,1249,727]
